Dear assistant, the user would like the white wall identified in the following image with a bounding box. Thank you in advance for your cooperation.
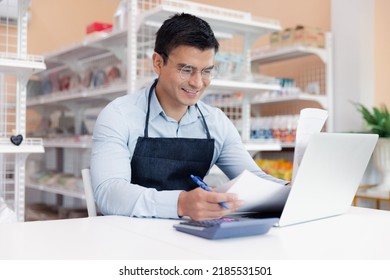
[331,0,375,133]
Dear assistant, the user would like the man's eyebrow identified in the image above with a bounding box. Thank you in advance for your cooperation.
[176,63,189,68]
[176,63,215,70]
[204,65,214,70]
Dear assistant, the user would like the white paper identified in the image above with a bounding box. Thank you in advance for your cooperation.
[292,108,328,183]
[218,170,291,213]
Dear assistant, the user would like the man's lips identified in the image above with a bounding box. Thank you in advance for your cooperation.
[182,88,200,96]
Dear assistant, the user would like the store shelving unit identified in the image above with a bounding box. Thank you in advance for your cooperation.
[0,0,45,221]
[27,0,310,213]
[238,32,334,158]
[251,33,333,132]
[25,9,131,205]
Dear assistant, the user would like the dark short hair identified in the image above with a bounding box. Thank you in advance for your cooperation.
[154,13,219,63]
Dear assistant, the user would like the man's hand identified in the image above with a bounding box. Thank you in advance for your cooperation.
[177,188,244,221]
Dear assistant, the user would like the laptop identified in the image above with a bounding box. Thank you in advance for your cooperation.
[241,132,378,227]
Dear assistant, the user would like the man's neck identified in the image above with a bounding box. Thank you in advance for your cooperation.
[155,94,188,122]
[163,105,188,122]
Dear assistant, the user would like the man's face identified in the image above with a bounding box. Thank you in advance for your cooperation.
[153,45,215,117]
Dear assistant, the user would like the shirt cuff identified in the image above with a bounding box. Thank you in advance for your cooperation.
[154,190,182,219]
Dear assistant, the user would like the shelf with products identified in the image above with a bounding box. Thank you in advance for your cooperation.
[208,79,281,95]
[25,147,87,200]
[42,136,92,149]
[0,53,45,76]
[0,0,46,222]
[251,43,330,65]
[27,81,128,107]
[25,42,128,218]
[28,54,127,105]
[27,181,85,200]
[248,32,333,147]
[204,36,333,170]
[26,23,131,108]
[140,0,280,37]
[203,91,328,109]
[250,40,332,110]
[25,146,90,208]
[0,138,44,153]
[250,92,328,109]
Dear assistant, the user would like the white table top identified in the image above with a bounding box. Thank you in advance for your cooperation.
[1,207,389,260]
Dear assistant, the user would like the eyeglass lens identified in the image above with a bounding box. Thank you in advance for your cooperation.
[179,65,217,80]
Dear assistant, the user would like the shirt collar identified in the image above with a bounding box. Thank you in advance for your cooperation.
[148,85,207,125]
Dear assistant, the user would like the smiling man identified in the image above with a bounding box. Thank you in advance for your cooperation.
[90,13,287,221]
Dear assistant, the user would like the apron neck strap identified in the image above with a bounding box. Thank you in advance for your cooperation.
[144,79,158,137]
[195,104,211,139]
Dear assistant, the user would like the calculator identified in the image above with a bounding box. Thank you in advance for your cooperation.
[173,217,279,239]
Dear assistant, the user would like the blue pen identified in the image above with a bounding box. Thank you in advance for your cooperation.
[190,174,229,209]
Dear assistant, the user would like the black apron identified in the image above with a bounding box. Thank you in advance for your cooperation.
[130,80,215,191]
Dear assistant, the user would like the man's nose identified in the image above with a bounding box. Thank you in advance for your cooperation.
[188,71,203,88]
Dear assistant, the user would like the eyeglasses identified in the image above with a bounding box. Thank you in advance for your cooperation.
[158,52,218,81]
[177,64,218,81]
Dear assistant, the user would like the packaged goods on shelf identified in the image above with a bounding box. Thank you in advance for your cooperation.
[250,117,273,140]
[250,115,298,143]
[255,159,293,181]
[278,78,295,88]
[30,171,83,191]
[58,75,71,91]
[305,81,321,95]
[250,86,300,102]
[270,25,325,49]
[86,65,123,89]
[280,28,294,47]
[293,25,325,48]
[270,32,281,49]
[33,62,123,97]
[26,78,42,98]
[86,22,113,34]
[92,69,107,87]
[214,52,245,80]
[270,29,290,49]
[82,70,93,88]
[277,78,301,96]
[251,73,280,85]
[106,66,121,83]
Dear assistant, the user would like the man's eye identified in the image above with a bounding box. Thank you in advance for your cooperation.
[181,67,193,74]
[202,69,212,75]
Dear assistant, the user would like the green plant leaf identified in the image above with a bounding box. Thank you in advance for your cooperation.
[353,102,390,138]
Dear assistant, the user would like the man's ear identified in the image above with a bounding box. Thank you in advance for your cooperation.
[152,52,163,75]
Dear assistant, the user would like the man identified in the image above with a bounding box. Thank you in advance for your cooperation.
[91,13,286,221]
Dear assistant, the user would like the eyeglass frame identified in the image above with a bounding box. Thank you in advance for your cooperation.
[157,52,218,81]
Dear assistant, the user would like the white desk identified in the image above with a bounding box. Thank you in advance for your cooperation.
[1,207,389,260]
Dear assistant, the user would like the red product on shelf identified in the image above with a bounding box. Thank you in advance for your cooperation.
[86,22,112,34]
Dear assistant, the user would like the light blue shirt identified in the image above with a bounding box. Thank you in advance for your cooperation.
[91,81,287,218]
